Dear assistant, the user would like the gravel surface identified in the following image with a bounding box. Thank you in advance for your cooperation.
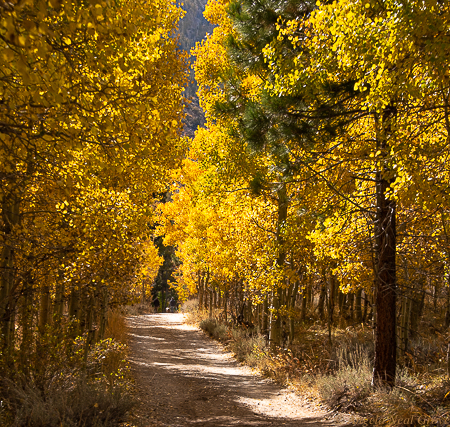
[127,313,342,427]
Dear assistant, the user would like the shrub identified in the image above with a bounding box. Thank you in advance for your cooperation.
[2,377,134,427]
[0,310,134,426]
[180,298,198,314]
[105,309,128,344]
[122,303,152,316]
[199,318,230,341]
[314,344,373,412]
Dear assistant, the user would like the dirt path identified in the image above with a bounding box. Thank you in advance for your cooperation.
[127,313,339,427]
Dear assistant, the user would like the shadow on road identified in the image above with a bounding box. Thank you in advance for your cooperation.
[128,313,337,427]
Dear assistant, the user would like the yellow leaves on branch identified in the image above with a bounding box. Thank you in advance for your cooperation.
[0,0,187,304]
[176,0,450,301]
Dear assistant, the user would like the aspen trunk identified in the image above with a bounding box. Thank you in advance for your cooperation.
[262,295,268,333]
[238,280,244,317]
[338,289,346,319]
[54,281,65,326]
[269,287,282,347]
[20,277,33,371]
[347,292,354,321]
[0,244,14,352]
[445,284,450,328]
[329,274,336,321]
[307,279,313,306]
[247,296,253,325]
[328,272,335,345]
[69,287,80,320]
[301,286,307,321]
[409,280,425,338]
[256,303,261,330]
[289,280,299,343]
[209,288,213,318]
[204,269,210,311]
[9,307,16,354]
[198,273,203,310]
[84,295,95,364]
[38,283,50,334]
[398,293,411,363]
[317,281,326,320]
[362,291,369,323]
[0,193,20,355]
[98,286,108,340]
[224,290,228,322]
[355,289,363,323]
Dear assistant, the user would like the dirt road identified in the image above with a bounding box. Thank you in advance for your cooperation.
[127,313,338,427]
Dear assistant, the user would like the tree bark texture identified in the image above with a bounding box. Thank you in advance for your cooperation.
[372,108,397,388]
[269,184,288,348]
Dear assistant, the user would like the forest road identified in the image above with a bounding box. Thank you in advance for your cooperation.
[127,313,340,427]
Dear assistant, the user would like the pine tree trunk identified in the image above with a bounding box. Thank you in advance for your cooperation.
[269,184,288,348]
[372,107,397,389]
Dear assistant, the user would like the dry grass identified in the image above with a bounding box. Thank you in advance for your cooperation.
[0,310,135,426]
[197,315,450,426]
[1,376,134,427]
[105,309,129,344]
[180,299,204,324]
[122,303,154,316]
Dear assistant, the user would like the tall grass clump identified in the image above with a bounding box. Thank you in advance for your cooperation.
[199,318,229,341]
[314,343,373,412]
[196,310,450,425]
[183,299,214,325]
[199,318,271,373]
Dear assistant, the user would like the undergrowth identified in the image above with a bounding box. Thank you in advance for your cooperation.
[194,307,450,426]
[0,309,134,427]
[121,302,154,317]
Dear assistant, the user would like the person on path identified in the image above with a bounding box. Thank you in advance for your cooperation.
[153,297,160,313]
[169,297,177,313]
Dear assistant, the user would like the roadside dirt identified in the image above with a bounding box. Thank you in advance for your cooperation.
[127,313,347,427]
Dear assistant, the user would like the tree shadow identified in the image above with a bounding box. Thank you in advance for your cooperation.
[128,314,338,427]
